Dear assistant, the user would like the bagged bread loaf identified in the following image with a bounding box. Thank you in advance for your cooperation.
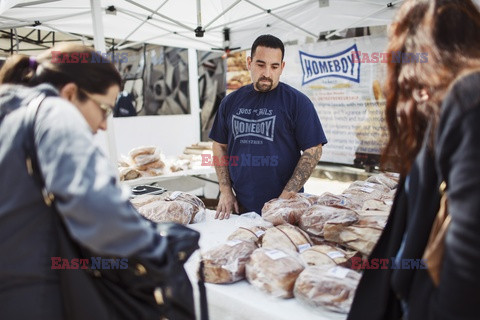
[130,194,166,209]
[298,205,358,237]
[342,184,385,203]
[119,167,141,181]
[227,226,267,246]
[294,266,361,313]
[261,194,312,225]
[201,240,257,284]
[300,244,358,268]
[137,200,194,225]
[366,173,398,190]
[323,215,387,255]
[312,192,364,211]
[262,224,313,254]
[246,248,305,298]
[348,180,391,194]
[165,191,206,223]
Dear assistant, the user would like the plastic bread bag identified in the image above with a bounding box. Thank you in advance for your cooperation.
[293,265,361,313]
[137,200,194,225]
[246,248,305,298]
[165,191,206,223]
[261,195,312,225]
[227,226,267,246]
[300,244,359,268]
[200,240,257,284]
[298,205,358,237]
[261,224,313,254]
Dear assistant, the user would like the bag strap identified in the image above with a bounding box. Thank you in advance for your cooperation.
[23,93,55,206]
[197,260,209,320]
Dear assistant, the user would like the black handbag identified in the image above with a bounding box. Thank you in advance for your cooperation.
[22,93,209,320]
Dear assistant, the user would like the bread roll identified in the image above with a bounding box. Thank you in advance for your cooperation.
[294,266,361,313]
[246,248,305,298]
[201,240,257,284]
[262,224,313,254]
[128,146,157,159]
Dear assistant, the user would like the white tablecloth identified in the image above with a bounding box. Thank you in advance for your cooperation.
[184,210,348,320]
[122,167,216,187]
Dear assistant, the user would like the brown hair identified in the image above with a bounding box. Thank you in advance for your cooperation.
[382,0,480,176]
[0,43,121,101]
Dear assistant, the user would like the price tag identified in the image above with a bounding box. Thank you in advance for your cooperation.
[363,182,377,188]
[255,230,265,237]
[225,240,243,247]
[168,191,182,200]
[360,187,375,193]
[327,251,345,259]
[265,249,288,260]
[327,266,350,279]
[297,243,311,253]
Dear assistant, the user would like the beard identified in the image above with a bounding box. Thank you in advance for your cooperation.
[254,77,273,92]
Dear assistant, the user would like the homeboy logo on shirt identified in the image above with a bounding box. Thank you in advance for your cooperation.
[232,115,276,141]
[299,44,360,85]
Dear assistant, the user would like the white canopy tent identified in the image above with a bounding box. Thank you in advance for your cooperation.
[1,0,403,54]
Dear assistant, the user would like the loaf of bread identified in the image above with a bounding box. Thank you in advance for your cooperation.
[262,224,313,254]
[348,180,391,194]
[312,192,364,211]
[300,244,359,268]
[128,146,157,159]
[135,159,165,171]
[165,191,206,223]
[119,167,141,181]
[246,248,305,298]
[130,194,166,209]
[200,240,257,284]
[227,226,267,246]
[261,194,312,225]
[137,200,194,225]
[366,173,398,190]
[294,266,361,313]
[323,215,387,255]
[298,205,358,237]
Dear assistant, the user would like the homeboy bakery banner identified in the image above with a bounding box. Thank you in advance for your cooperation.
[283,36,388,165]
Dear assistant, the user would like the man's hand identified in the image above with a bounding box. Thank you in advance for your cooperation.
[279,190,297,199]
[215,190,239,220]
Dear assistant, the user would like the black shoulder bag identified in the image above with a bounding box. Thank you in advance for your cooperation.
[22,94,209,320]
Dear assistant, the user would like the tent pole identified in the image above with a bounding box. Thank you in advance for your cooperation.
[90,0,119,168]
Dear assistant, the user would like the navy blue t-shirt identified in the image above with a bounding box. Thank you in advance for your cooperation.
[209,82,327,214]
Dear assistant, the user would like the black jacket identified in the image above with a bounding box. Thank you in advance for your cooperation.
[348,70,480,320]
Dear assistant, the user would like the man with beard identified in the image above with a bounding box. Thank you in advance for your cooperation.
[209,34,327,219]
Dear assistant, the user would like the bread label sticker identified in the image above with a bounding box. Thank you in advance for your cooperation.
[297,243,311,253]
[168,191,182,200]
[327,251,345,259]
[226,240,243,247]
[360,187,375,193]
[255,230,265,237]
[363,182,377,188]
[265,249,288,260]
[327,266,350,279]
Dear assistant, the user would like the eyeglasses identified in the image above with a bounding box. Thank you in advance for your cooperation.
[78,88,114,119]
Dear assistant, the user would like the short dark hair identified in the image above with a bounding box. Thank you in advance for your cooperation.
[251,34,285,61]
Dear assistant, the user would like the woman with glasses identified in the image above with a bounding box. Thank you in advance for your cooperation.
[0,44,168,318]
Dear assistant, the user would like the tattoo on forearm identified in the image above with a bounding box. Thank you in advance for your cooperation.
[284,146,322,192]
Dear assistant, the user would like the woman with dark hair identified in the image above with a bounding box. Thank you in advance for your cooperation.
[348,0,480,319]
[0,44,167,318]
